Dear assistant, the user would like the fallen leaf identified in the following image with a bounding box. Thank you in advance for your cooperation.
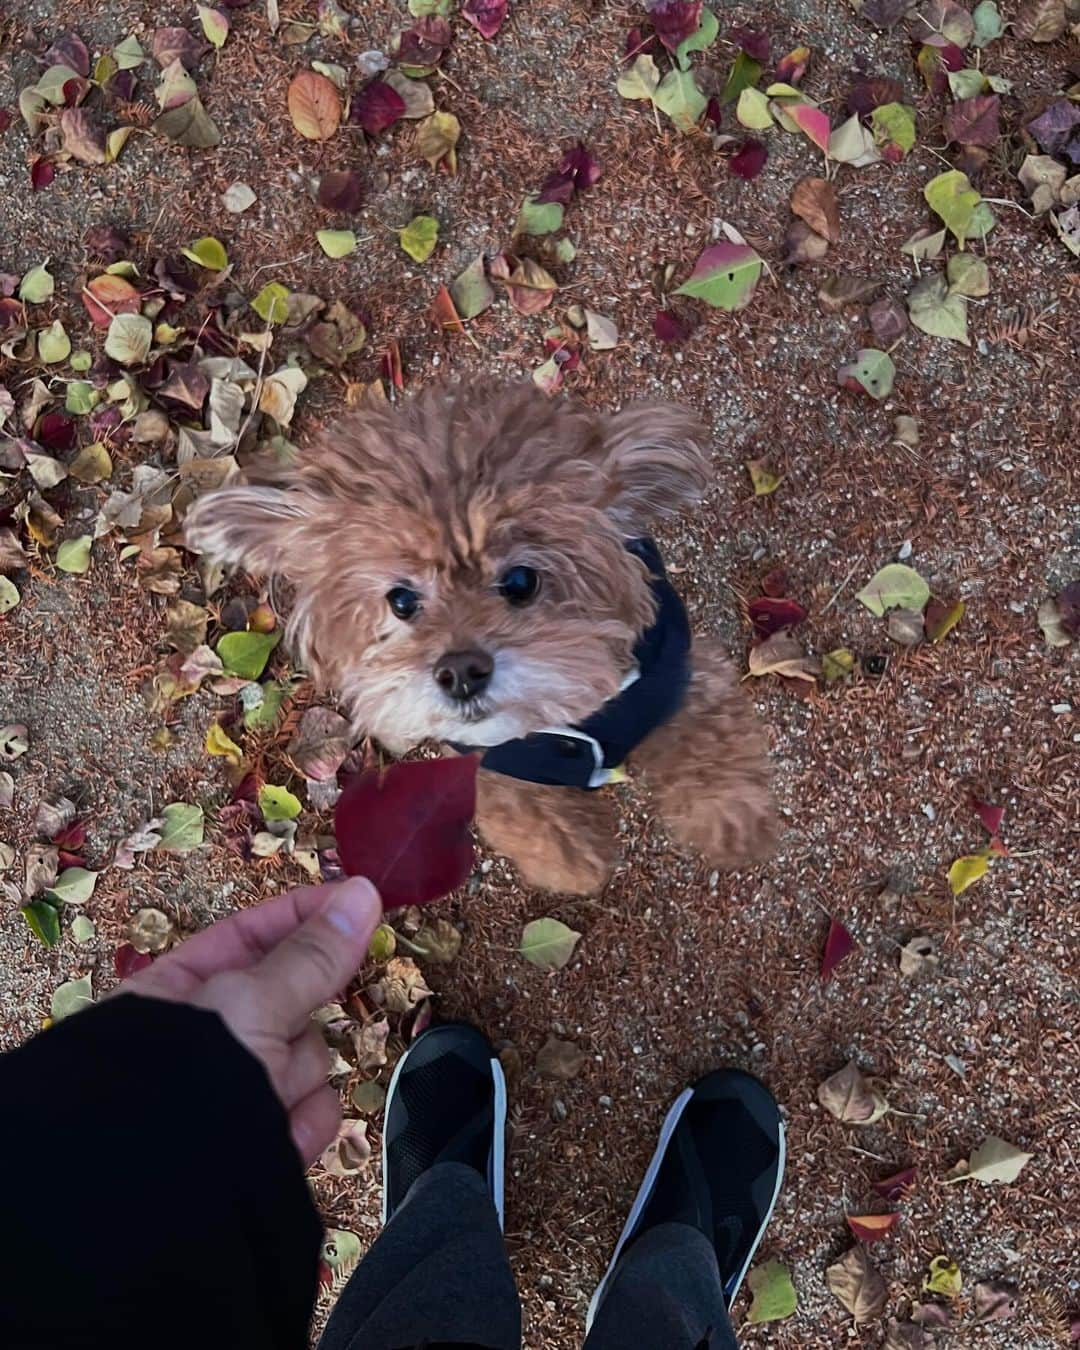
[25,451,67,490]
[817,1060,886,1123]
[536,1035,586,1079]
[746,1259,798,1323]
[1014,0,1066,40]
[861,0,912,25]
[317,169,364,213]
[352,79,406,135]
[449,254,494,319]
[821,917,856,979]
[908,273,969,345]
[408,916,462,963]
[847,1212,900,1243]
[206,722,244,766]
[674,241,762,311]
[51,973,94,1021]
[924,170,981,246]
[748,596,806,636]
[944,94,999,147]
[586,310,618,351]
[829,114,882,165]
[847,76,904,116]
[884,1319,935,1348]
[1037,596,1072,647]
[352,1017,389,1070]
[158,801,205,853]
[746,458,780,495]
[198,5,230,48]
[899,934,939,977]
[520,916,581,970]
[55,536,92,575]
[924,597,965,642]
[972,0,1006,43]
[153,93,220,147]
[856,564,930,616]
[398,214,439,262]
[746,630,819,682]
[869,102,916,162]
[315,228,357,259]
[288,707,351,781]
[104,313,152,366]
[462,0,509,38]
[223,180,256,213]
[22,900,61,948]
[822,648,856,681]
[19,261,55,304]
[217,629,281,679]
[818,275,882,312]
[369,956,433,1012]
[321,1118,372,1176]
[827,1246,888,1323]
[775,46,811,84]
[728,137,768,179]
[351,1080,386,1113]
[649,0,704,50]
[128,906,173,954]
[654,68,707,132]
[720,48,763,104]
[950,1134,1033,1185]
[874,1166,916,1200]
[791,177,840,243]
[654,309,691,343]
[415,110,460,171]
[397,15,452,67]
[787,103,831,152]
[182,235,228,271]
[913,1302,953,1328]
[736,87,774,129]
[887,607,924,646]
[0,575,20,615]
[288,70,341,140]
[974,1278,1019,1322]
[618,53,662,101]
[947,852,988,895]
[1027,101,1080,160]
[71,913,96,944]
[923,1255,962,1298]
[868,296,908,345]
[68,443,112,483]
[1,724,28,761]
[838,349,895,400]
[972,798,1004,837]
[490,253,557,315]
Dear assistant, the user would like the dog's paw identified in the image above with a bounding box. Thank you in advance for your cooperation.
[512,842,615,897]
[663,784,777,870]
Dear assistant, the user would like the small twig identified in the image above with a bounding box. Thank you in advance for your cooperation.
[144,203,168,253]
[230,315,274,453]
[980,196,1036,219]
[820,559,862,615]
[249,251,311,284]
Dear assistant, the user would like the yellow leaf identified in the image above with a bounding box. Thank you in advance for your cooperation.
[923,1255,963,1298]
[948,852,989,895]
[746,458,781,495]
[415,110,460,172]
[205,722,244,766]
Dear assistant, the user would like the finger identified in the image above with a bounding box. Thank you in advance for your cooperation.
[278,1025,333,1110]
[290,1084,342,1167]
[124,882,362,999]
[251,878,382,1035]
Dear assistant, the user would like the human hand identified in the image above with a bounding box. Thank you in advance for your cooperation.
[123,877,382,1165]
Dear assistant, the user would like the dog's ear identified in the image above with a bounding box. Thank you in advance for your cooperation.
[595,402,710,534]
[183,485,309,576]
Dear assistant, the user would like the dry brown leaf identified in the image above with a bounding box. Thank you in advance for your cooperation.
[783,218,830,265]
[746,631,820,682]
[974,1278,1019,1322]
[817,1060,888,1123]
[320,1118,371,1175]
[369,956,433,1013]
[1014,0,1066,40]
[827,1246,888,1323]
[885,1318,935,1348]
[899,934,939,977]
[817,274,882,312]
[128,906,175,953]
[287,70,341,140]
[791,176,841,243]
[351,1016,389,1070]
[536,1036,587,1080]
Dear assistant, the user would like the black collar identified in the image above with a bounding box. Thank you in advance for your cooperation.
[453,538,691,790]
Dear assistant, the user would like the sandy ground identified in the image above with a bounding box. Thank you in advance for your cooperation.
[1,0,1078,1345]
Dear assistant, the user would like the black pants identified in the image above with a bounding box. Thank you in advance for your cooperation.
[319,1163,738,1350]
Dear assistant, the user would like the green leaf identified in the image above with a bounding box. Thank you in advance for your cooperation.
[368,923,398,962]
[948,852,989,895]
[747,1259,798,1323]
[251,282,291,325]
[113,35,145,69]
[104,313,152,366]
[908,274,970,345]
[216,629,282,679]
[0,577,19,614]
[923,1255,963,1298]
[71,913,97,944]
[870,102,916,156]
[197,4,230,48]
[972,0,1005,44]
[37,319,71,364]
[159,801,205,853]
[408,0,452,13]
[398,214,440,262]
[47,866,98,905]
[736,87,774,129]
[56,535,93,574]
[449,254,495,319]
[616,53,661,101]
[838,349,895,400]
[924,170,981,246]
[65,381,98,414]
[513,195,564,238]
[22,900,61,949]
[181,235,229,271]
[316,229,357,259]
[674,241,762,311]
[243,679,291,730]
[519,917,581,970]
[19,261,55,303]
[675,6,719,68]
[822,648,856,681]
[653,68,706,132]
[947,67,987,98]
[856,563,930,616]
[258,783,303,822]
[37,65,81,105]
[900,226,947,260]
[947,253,989,297]
[720,49,762,103]
[51,973,94,1021]
[70,350,93,372]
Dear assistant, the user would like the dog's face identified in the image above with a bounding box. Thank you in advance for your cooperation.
[185,384,707,752]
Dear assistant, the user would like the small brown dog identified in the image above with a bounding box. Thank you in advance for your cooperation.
[185,383,775,894]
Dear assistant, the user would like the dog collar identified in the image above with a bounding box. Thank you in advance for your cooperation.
[452,538,692,790]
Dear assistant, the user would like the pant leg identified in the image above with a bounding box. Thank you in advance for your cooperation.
[583,1222,739,1350]
[318,1162,521,1350]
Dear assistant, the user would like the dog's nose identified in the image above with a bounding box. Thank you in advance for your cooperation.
[434,649,494,701]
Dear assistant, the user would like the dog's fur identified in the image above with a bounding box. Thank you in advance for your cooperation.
[185,383,775,893]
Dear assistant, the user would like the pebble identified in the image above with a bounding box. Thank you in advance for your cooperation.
[898,539,913,560]
[1051,702,1071,714]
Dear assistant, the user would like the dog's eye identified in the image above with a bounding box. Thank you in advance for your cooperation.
[498,565,541,606]
[386,586,422,621]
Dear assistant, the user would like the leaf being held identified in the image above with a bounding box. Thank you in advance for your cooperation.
[674,241,761,311]
[520,916,581,969]
[838,349,895,401]
[856,563,930,616]
[746,1260,798,1323]
[827,1246,888,1323]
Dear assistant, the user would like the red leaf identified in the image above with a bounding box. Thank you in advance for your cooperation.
[944,94,1000,148]
[649,0,703,50]
[624,26,657,62]
[972,797,1004,837]
[1056,580,1080,636]
[653,309,689,343]
[381,339,404,392]
[846,75,903,116]
[821,917,856,980]
[335,756,479,909]
[35,412,77,451]
[57,850,85,870]
[873,1166,916,1200]
[729,137,767,179]
[350,81,406,135]
[705,96,723,129]
[729,25,769,62]
[115,943,154,979]
[536,170,575,206]
[761,566,788,598]
[318,170,365,212]
[462,0,508,39]
[560,141,600,191]
[397,16,452,66]
[748,596,807,636]
[30,158,55,191]
[846,1212,899,1243]
[774,46,811,85]
[317,1260,334,1292]
[52,820,87,850]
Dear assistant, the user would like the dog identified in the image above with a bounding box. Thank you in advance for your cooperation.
[184,383,775,894]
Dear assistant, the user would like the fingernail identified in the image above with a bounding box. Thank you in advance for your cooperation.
[323,877,380,937]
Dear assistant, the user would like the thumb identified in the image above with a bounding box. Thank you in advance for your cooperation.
[252,877,382,1032]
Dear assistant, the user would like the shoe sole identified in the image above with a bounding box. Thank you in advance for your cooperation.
[585,1073,786,1333]
[381,1023,507,1230]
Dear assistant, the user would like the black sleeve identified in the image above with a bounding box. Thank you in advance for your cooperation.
[0,994,323,1350]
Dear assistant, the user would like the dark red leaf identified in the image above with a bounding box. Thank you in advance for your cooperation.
[105,68,137,101]
[46,31,91,77]
[0,108,12,136]
[57,850,85,870]
[653,309,690,343]
[536,170,575,206]
[774,46,810,85]
[350,81,406,135]
[559,141,600,191]
[705,96,722,129]
[972,797,1005,837]
[846,1212,899,1242]
[152,26,210,70]
[846,76,903,117]
[335,755,479,909]
[1056,580,1080,637]
[649,0,704,51]
[461,0,508,39]
[397,16,452,66]
[316,1261,334,1292]
[318,169,365,212]
[85,224,130,262]
[52,820,87,850]
[821,917,855,980]
[873,1166,916,1200]
[35,412,76,451]
[0,297,24,329]
[944,94,1000,148]
[761,566,788,598]
[729,137,767,179]
[115,943,154,978]
[748,596,807,636]
[624,26,657,62]
[729,25,769,62]
[937,40,966,70]
[154,254,199,299]
[30,158,55,191]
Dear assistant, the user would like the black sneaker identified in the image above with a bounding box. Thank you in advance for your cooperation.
[381,1022,506,1227]
[587,1069,785,1330]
